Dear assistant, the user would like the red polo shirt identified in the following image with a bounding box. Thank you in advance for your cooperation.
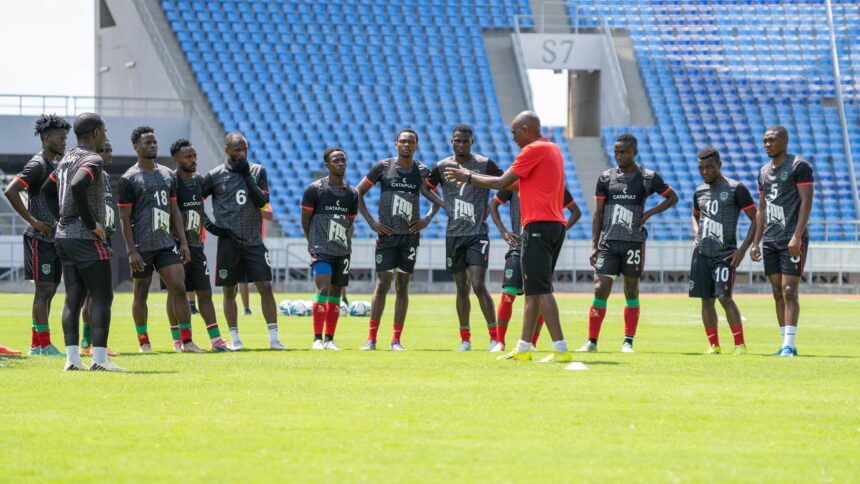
[510,137,566,227]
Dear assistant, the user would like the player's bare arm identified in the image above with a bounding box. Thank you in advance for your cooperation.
[488,196,517,246]
[409,184,441,233]
[790,184,813,258]
[119,205,144,273]
[640,187,679,227]
[750,190,767,262]
[356,178,392,235]
[590,197,606,267]
[4,177,52,236]
[301,207,313,240]
[727,205,758,269]
[169,197,191,263]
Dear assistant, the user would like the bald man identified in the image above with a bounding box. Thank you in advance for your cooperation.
[446,111,571,363]
[202,131,283,350]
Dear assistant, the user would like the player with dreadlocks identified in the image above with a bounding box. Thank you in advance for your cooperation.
[4,114,71,357]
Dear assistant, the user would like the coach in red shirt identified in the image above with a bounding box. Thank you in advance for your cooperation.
[445,111,571,362]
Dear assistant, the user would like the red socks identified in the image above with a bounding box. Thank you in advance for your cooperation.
[531,315,544,345]
[730,324,745,346]
[324,302,340,338]
[497,293,514,324]
[623,306,640,337]
[460,326,471,343]
[496,323,508,345]
[30,327,39,349]
[312,301,326,336]
[368,320,380,343]
[588,306,607,340]
[705,326,720,347]
[392,322,404,343]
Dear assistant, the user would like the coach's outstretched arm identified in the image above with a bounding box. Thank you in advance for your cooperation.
[355,179,392,235]
[443,166,520,191]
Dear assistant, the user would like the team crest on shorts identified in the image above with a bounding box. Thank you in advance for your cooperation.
[689,280,695,290]
[720,191,729,201]
[219,269,228,279]
[595,257,605,269]
[446,257,452,268]
[505,269,513,279]
[41,264,51,274]
[375,254,383,264]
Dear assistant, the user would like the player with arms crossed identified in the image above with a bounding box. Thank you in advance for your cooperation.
[41,113,121,371]
[356,129,443,350]
[165,139,231,352]
[4,114,70,356]
[446,111,572,363]
[689,148,756,354]
[488,186,580,352]
[578,133,678,354]
[301,147,358,350]
[427,125,503,351]
[750,126,814,357]
[118,126,203,353]
[203,131,283,350]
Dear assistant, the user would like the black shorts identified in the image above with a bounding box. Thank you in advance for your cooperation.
[133,245,182,279]
[375,234,419,273]
[215,237,272,286]
[23,235,62,284]
[763,239,808,277]
[445,235,489,273]
[502,252,523,294]
[55,238,111,267]
[311,253,351,287]
[160,245,210,292]
[521,222,565,296]
[594,239,646,278]
[688,250,735,299]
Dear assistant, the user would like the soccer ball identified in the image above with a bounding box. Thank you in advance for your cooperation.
[340,301,349,316]
[278,300,292,316]
[349,301,371,317]
[289,300,312,317]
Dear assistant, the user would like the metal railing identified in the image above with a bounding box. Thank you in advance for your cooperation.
[0,94,191,118]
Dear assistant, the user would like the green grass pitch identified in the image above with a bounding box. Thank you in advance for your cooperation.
[0,292,857,481]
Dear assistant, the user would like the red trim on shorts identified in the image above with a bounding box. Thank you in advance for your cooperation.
[169,197,177,201]
[300,205,314,211]
[80,167,95,182]
[362,176,374,187]
[15,176,30,188]
[32,238,39,282]
[493,195,505,205]
[659,186,672,196]
[740,203,756,211]
[594,195,607,199]
[796,182,814,187]
[262,190,269,194]
[117,203,133,207]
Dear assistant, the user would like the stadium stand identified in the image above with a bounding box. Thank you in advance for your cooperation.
[570,1,860,241]
[161,0,857,241]
[160,0,591,240]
